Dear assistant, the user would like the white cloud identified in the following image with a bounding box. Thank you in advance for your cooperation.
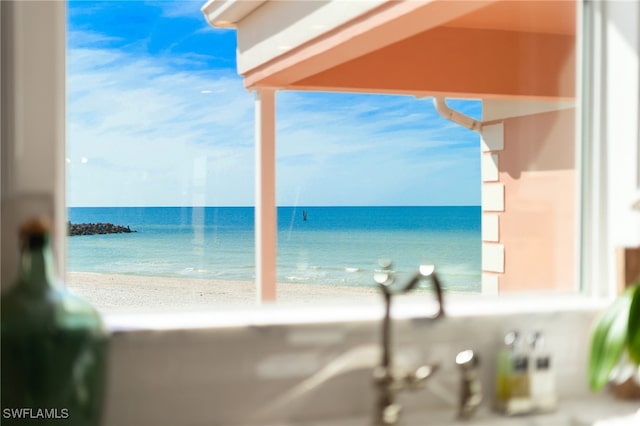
[149,0,204,19]
[67,42,481,207]
[273,92,481,206]
[67,44,256,206]
[68,30,125,48]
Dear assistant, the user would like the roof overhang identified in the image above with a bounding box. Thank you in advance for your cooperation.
[202,0,577,100]
[201,0,267,28]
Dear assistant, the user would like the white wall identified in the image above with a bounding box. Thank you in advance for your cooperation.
[0,1,66,290]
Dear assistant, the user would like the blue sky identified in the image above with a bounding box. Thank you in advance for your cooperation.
[66,0,481,207]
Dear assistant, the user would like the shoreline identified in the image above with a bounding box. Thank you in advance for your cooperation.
[66,272,382,314]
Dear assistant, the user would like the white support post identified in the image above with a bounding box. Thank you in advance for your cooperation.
[254,89,277,303]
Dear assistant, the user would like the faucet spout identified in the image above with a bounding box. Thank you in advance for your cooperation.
[373,263,446,425]
[415,265,445,319]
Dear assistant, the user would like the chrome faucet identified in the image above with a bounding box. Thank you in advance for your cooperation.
[372,262,445,425]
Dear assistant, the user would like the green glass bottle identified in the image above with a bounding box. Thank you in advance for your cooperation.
[1,218,108,425]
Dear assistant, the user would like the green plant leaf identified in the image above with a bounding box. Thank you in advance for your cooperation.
[588,293,631,391]
[626,283,640,364]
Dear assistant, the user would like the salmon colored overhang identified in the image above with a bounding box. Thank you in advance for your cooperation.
[213,0,577,101]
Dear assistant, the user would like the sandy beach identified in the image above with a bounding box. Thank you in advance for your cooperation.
[67,272,382,314]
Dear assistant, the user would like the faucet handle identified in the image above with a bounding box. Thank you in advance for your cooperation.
[456,349,479,370]
[403,364,439,390]
[456,350,482,419]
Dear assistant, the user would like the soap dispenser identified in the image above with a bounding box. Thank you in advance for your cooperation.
[528,331,557,412]
[495,330,532,415]
[496,331,517,404]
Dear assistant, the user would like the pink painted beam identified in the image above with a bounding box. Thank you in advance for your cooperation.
[254,89,277,303]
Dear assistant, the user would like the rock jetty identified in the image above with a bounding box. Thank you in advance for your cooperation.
[68,222,135,236]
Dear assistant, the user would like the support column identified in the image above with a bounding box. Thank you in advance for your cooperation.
[254,89,277,303]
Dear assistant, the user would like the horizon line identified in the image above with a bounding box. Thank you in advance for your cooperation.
[67,204,482,208]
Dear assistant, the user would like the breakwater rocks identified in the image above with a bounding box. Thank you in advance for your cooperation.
[68,222,136,236]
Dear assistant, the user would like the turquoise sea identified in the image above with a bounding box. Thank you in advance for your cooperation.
[67,206,481,292]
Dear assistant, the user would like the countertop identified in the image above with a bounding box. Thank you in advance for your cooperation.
[261,395,639,426]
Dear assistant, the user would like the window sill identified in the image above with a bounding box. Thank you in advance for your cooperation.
[103,293,607,333]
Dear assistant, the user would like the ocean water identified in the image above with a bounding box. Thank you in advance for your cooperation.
[67,206,481,292]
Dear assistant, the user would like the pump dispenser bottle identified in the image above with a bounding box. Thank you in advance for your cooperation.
[495,331,532,415]
[528,331,557,412]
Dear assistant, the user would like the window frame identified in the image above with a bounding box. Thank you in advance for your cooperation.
[62,0,613,321]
